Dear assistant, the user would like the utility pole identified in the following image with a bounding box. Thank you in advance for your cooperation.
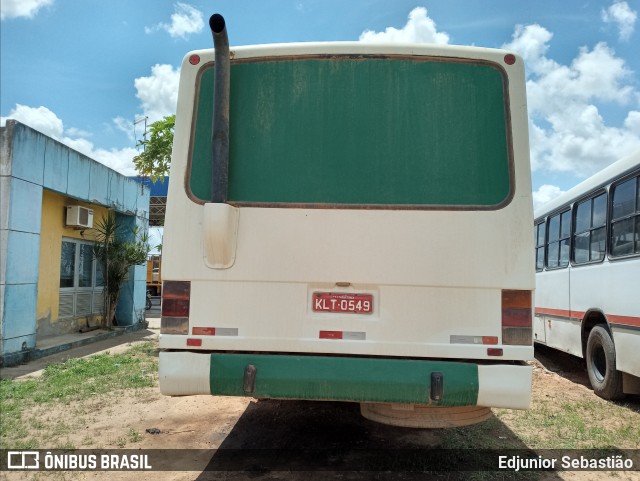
[134,116,149,149]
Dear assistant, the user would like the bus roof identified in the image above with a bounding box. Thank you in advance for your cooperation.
[534,149,640,220]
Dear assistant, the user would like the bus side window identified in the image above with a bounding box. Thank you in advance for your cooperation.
[573,192,606,264]
[546,210,570,269]
[559,211,571,266]
[611,175,640,257]
[535,222,546,271]
[591,194,607,261]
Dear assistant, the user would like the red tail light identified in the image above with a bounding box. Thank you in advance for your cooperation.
[502,290,532,345]
[161,281,190,335]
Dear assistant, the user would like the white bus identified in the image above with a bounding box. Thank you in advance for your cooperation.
[534,150,640,400]
[159,14,535,427]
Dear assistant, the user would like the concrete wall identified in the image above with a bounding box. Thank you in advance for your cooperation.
[0,120,150,362]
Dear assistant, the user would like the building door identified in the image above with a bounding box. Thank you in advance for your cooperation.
[58,238,105,321]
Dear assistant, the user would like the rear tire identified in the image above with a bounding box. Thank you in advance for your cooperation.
[586,325,624,400]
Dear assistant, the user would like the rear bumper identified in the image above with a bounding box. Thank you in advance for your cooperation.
[159,351,532,409]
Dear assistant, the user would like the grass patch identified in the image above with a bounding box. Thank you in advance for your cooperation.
[494,398,640,449]
[432,397,639,480]
[0,341,158,449]
[128,427,141,443]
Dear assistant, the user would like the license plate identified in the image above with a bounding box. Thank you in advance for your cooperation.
[312,292,373,314]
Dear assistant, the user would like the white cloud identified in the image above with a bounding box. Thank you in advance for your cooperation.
[1,0,53,20]
[113,116,136,142]
[504,24,640,177]
[533,185,566,210]
[503,24,553,71]
[1,104,139,176]
[133,64,180,123]
[66,127,93,138]
[359,7,449,44]
[625,110,640,131]
[146,2,204,39]
[90,147,140,176]
[1,104,63,137]
[602,1,637,41]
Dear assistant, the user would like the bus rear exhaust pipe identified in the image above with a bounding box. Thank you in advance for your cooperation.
[209,13,230,203]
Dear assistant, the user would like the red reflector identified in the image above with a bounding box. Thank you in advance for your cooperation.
[186,338,202,347]
[504,54,516,65]
[487,348,503,356]
[320,330,343,339]
[192,327,215,336]
[482,336,498,345]
[189,54,201,65]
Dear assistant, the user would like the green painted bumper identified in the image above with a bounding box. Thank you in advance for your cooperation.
[210,353,479,406]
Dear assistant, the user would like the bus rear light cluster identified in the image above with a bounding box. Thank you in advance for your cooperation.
[502,290,533,345]
[161,281,191,335]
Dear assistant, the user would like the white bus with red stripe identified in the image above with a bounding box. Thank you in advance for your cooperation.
[158,14,535,427]
[534,150,640,399]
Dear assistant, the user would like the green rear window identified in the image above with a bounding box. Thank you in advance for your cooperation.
[188,55,512,208]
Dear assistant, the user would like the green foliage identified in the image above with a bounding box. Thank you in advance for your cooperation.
[93,211,150,327]
[133,115,175,181]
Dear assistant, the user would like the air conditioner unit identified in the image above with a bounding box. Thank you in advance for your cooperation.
[66,205,94,229]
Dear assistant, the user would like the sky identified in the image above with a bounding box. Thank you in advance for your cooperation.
[2,0,640,217]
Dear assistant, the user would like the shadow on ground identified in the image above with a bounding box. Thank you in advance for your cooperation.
[192,399,565,481]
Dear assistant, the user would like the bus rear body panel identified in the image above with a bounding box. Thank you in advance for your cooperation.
[160,43,534,412]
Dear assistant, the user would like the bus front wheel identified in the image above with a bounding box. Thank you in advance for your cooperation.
[586,325,624,400]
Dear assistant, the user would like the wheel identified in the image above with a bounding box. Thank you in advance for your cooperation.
[360,403,492,428]
[586,325,624,400]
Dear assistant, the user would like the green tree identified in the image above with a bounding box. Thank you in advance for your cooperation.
[93,212,151,328]
[133,115,175,181]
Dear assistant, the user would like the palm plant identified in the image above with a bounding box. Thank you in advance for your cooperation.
[93,211,150,328]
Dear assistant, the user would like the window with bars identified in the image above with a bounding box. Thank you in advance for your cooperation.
[59,238,105,319]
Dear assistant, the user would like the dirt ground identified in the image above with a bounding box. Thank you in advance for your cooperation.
[3,336,640,481]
